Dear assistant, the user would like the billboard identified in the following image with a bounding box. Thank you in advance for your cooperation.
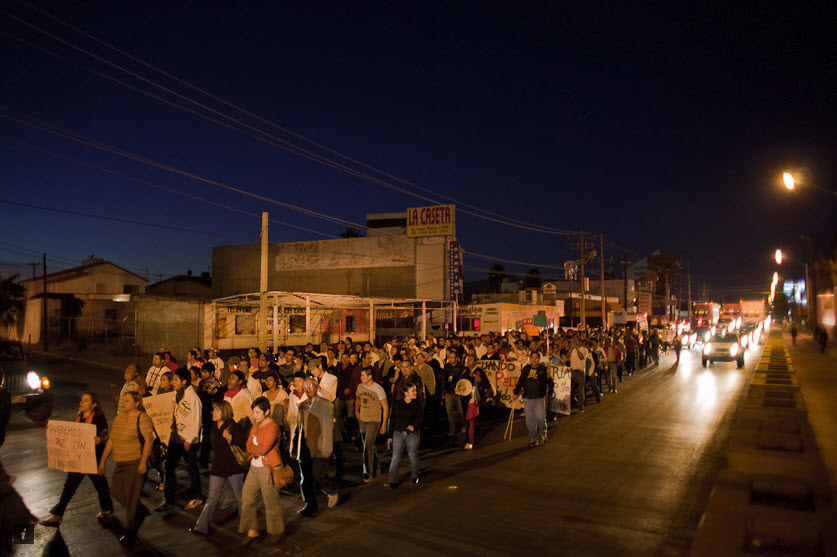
[407,205,455,237]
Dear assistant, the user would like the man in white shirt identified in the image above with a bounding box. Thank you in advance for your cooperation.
[238,359,262,399]
[568,336,590,412]
[206,347,224,382]
[307,358,337,403]
[474,336,488,360]
[145,352,167,395]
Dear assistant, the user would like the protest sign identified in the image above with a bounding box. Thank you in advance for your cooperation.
[143,391,176,445]
[46,420,97,474]
[479,359,572,414]
[549,365,572,415]
[478,359,522,409]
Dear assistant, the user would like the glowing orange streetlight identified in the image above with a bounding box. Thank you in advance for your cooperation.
[775,249,783,265]
[783,172,795,190]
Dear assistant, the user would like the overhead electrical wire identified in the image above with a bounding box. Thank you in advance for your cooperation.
[0,5,676,281]
[2,4,576,237]
[0,134,337,239]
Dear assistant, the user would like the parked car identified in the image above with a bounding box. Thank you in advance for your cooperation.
[0,340,53,421]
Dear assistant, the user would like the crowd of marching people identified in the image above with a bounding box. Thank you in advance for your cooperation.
[35,325,669,547]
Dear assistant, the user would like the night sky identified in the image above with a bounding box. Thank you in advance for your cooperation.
[1,1,834,298]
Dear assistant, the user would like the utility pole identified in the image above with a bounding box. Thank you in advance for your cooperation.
[42,253,48,351]
[687,264,692,322]
[579,232,586,329]
[259,212,269,353]
[600,233,606,330]
[802,234,818,329]
[622,253,629,311]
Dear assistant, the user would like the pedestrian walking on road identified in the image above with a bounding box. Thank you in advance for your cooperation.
[791,324,798,346]
[291,376,338,516]
[97,391,153,546]
[355,368,388,481]
[191,401,247,537]
[239,397,285,546]
[386,383,423,487]
[157,368,203,513]
[40,393,114,527]
[513,352,550,447]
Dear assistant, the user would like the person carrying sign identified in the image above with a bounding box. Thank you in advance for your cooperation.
[40,393,113,527]
[513,352,550,447]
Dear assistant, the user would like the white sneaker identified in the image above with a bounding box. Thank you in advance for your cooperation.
[464,443,473,450]
[327,493,339,508]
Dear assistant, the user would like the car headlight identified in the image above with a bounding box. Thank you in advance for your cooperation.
[730,344,739,357]
[26,371,41,390]
[705,331,711,342]
[703,343,712,355]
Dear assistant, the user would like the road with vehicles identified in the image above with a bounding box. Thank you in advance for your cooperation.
[3,344,761,556]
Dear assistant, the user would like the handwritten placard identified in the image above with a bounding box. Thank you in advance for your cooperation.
[46,420,97,474]
[142,391,176,446]
[478,360,572,414]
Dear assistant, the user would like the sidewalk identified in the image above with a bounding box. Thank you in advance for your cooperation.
[785,331,837,498]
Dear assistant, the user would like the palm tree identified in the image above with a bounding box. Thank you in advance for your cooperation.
[524,268,542,289]
[0,274,25,333]
[488,264,506,293]
[340,228,363,238]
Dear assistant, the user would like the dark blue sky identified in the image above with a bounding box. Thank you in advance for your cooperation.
[1,1,834,296]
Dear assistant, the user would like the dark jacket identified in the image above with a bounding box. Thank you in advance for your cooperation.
[394,370,424,405]
[211,419,248,477]
[334,363,354,401]
[442,363,468,395]
[513,364,550,399]
[388,398,424,436]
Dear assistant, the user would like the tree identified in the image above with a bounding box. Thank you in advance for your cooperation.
[524,268,542,289]
[340,228,363,238]
[488,264,506,293]
[0,274,25,333]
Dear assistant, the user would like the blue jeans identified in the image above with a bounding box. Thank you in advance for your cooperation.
[388,430,420,483]
[194,473,244,534]
[523,397,546,442]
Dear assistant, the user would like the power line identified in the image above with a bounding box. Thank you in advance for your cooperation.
[0,133,338,239]
[2,5,576,237]
[0,199,227,237]
[0,110,367,230]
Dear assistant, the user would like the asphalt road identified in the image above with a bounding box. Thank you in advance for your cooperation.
[2,344,761,557]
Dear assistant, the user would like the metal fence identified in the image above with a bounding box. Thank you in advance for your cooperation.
[47,315,136,345]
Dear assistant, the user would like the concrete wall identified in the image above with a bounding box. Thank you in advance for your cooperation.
[212,235,449,301]
[135,296,205,357]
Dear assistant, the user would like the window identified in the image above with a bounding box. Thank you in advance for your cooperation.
[289,314,306,334]
[123,284,140,294]
[235,314,256,335]
[345,315,355,333]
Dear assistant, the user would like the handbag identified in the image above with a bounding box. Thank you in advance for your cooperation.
[224,425,251,467]
[267,454,294,489]
[137,414,167,472]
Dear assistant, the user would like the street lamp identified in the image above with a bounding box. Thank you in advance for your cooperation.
[775,249,783,265]
[782,171,837,197]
